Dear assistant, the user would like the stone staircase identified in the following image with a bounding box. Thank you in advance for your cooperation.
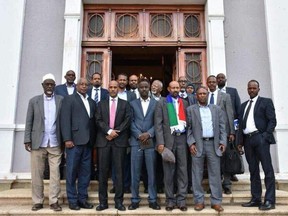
[0,179,287,215]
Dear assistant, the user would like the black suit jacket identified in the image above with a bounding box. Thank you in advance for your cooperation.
[60,92,97,146]
[238,96,276,144]
[54,83,76,97]
[226,87,241,119]
[87,87,109,102]
[95,98,131,147]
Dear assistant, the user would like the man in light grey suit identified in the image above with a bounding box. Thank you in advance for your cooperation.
[24,73,63,212]
[128,78,160,210]
[187,86,226,212]
[155,81,189,212]
[207,75,235,194]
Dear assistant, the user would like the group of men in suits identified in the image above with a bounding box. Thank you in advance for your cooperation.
[24,70,277,212]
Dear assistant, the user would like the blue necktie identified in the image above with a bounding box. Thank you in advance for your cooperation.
[210,93,214,104]
[94,89,99,103]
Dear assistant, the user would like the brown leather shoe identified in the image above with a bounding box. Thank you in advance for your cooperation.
[50,202,62,211]
[211,204,224,212]
[194,203,205,211]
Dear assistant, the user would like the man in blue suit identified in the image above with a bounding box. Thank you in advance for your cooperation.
[60,78,96,210]
[86,72,109,180]
[54,70,76,97]
[238,80,277,211]
[87,72,109,104]
[128,78,161,210]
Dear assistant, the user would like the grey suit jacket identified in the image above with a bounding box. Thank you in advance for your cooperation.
[187,104,227,157]
[154,97,189,149]
[24,94,63,150]
[130,98,157,147]
[214,91,235,135]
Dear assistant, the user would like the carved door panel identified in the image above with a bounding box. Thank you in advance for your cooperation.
[81,48,112,88]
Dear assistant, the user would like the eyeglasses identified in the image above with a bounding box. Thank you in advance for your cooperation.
[179,80,187,83]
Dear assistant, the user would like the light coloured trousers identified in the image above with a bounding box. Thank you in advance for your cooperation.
[31,146,62,205]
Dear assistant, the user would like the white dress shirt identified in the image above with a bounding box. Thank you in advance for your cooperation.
[243,96,259,134]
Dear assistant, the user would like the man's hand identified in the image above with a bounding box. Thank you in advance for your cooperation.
[138,132,150,143]
[110,130,120,139]
[237,145,244,155]
[157,144,164,154]
[24,143,32,152]
[65,141,74,148]
[228,134,235,142]
[189,144,197,156]
[219,144,226,153]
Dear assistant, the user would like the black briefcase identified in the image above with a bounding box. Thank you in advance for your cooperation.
[223,141,244,175]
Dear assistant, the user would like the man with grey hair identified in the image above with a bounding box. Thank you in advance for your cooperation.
[24,73,63,212]
[151,80,163,101]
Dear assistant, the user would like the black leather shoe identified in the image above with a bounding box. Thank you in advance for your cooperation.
[230,174,239,182]
[115,203,126,211]
[178,206,187,211]
[96,203,108,211]
[78,201,94,209]
[110,187,115,193]
[128,202,139,210]
[165,205,174,211]
[31,203,43,211]
[242,200,262,207]
[259,201,275,210]
[149,202,161,210]
[50,202,62,211]
[224,188,232,195]
[69,203,80,210]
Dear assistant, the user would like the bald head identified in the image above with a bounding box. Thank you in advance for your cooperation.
[168,81,180,98]
[216,73,227,88]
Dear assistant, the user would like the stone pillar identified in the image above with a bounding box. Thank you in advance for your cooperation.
[206,0,227,76]
[0,0,26,178]
[264,0,288,176]
[62,0,82,82]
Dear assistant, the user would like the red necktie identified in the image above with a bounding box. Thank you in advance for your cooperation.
[109,98,116,128]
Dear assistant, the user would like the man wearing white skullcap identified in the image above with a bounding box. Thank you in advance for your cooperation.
[24,73,63,211]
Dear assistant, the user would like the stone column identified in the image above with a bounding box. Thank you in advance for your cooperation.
[62,0,82,82]
[264,0,288,176]
[0,0,26,178]
[206,0,227,76]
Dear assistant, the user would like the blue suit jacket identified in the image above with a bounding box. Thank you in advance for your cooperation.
[54,83,76,97]
[130,98,157,147]
[87,87,109,102]
[238,96,277,144]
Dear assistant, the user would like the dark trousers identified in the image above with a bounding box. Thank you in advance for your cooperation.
[244,133,275,203]
[98,142,126,205]
[66,144,91,204]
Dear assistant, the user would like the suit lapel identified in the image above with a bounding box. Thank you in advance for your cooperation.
[210,105,216,129]
[55,95,61,121]
[75,93,90,118]
[193,105,202,125]
[216,91,221,105]
[136,99,145,118]
[37,95,45,121]
[253,96,261,115]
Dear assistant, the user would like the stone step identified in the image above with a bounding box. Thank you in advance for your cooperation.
[0,188,287,206]
[8,179,277,192]
[0,204,287,216]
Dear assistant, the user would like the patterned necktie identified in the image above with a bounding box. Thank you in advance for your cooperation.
[242,100,253,129]
[109,98,116,129]
[210,93,214,104]
[94,88,99,103]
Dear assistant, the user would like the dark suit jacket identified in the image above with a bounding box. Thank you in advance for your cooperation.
[226,87,241,119]
[54,83,76,97]
[125,90,137,102]
[24,94,63,150]
[130,98,157,147]
[95,98,131,147]
[154,97,189,149]
[87,87,109,102]
[60,92,96,146]
[238,96,277,144]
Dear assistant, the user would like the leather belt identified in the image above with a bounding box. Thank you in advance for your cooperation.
[202,137,214,141]
[173,131,186,136]
[244,130,259,138]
